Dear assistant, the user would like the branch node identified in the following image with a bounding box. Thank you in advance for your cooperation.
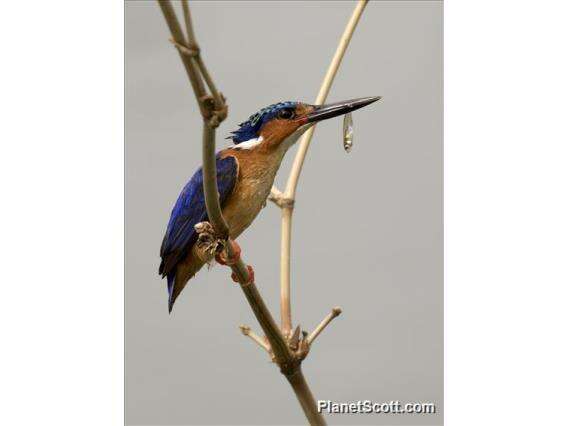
[268,188,295,209]
[169,37,200,57]
[200,94,228,127]
[231,265,255,287]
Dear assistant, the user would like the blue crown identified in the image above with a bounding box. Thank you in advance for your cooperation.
[229,101,298,144]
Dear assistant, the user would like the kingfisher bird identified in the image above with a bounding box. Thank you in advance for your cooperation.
[159,96,380,312]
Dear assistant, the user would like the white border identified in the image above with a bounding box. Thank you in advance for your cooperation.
[1,0,567,425]
[0,1,123,425]
[446,0,568,424]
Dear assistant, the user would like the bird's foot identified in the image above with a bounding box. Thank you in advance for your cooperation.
[215,239,241,266]
[231,265,255,286]
[195,222,224,257]
[214,240,254,285]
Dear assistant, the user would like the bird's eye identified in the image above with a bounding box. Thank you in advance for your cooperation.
[278,109,295,120]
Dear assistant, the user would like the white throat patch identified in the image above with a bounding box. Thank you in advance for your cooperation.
[229,123,314,152]
[231,136,264,150]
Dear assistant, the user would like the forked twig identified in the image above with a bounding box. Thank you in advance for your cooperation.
[268,185,294,209]
[239,325,271,354]
[157,0,206,114]
[277,0,368,339]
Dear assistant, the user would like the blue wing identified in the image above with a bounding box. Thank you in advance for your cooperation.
[159,155,238,280]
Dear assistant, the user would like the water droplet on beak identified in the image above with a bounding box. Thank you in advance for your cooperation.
[343,112,353,153]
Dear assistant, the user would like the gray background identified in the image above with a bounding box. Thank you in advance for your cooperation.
[126,1,442,425]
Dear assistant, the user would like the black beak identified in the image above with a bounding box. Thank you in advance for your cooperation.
[306,96,381,123]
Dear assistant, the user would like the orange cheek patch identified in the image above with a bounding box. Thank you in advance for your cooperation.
[260,119,300,145]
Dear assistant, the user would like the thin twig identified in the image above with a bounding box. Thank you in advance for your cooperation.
[181,0,224,111]
[285,0,369,199]
[239,325,271,353]
[307,307,342,346]
[280,206,293,336]
[236,267,296,367]
[157,0,207,114]
[195,57,224,111]
[181,0,197,45]
[279,0,369,342]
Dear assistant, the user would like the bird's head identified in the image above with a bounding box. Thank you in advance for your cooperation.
[228,96,381,152]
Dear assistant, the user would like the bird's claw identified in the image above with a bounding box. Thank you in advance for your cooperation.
[195,222,224,257]
[231,265,255,285]
[215,239,241,266]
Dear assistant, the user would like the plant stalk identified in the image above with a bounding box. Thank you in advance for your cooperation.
[279,0,369,335]
[157,0,206,114]
[285,367,326,426]
[280,205,293,336]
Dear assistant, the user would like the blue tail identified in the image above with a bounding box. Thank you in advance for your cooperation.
[167,273,176,313]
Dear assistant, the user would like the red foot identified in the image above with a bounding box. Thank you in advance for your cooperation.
[231,265,255,285]
[215,240,241,266]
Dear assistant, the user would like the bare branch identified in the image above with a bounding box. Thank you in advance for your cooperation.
[169,38,199,57]
[239,325,271,353]
[284,0,369,199]
[285,367,324,426]
[307,307,343,346]
[157,0,207,113]
[181,0,225,112]
[195,57,225,112]
[279,0,369,343]
[181,0,197,45]
[280,206,293,336]
[268,186,294,209]
[234,265,296,367]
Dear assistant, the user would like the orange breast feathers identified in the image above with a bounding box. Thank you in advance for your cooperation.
[219,148,283,239]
